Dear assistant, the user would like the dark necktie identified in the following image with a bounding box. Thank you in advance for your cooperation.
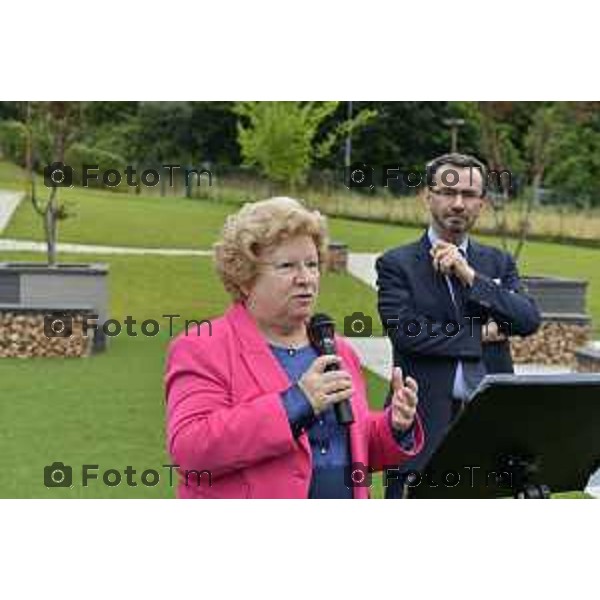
[450,249,468,313]
[448,248,486,400]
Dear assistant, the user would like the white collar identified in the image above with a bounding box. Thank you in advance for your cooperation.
[427,225,469,254]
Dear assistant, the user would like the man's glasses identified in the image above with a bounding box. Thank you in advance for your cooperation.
[431,188,482,200]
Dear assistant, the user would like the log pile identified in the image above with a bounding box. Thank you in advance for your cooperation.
[0,310,95,358]
[510,320,591,366]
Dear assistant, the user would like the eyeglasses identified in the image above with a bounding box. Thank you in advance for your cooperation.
[431,188,482,200]
[260,259,320,277]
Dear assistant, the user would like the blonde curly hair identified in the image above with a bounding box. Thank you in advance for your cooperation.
[213,197,329,302]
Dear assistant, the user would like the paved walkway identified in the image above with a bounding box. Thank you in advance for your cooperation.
[348,252,379,288]
[0,238,212,257]
[0,190,23,233]
[349,336,574,380]
[588,472,600,494]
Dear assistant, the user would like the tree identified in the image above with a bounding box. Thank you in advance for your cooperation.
[347,101,479,174]
[512,104,559,259]
[472,102,527,201]
[309,101,483,195]
[464,102,575,258]
[543,103,600,209]
[189,102,241,166]
[461,102,531,255]
[82,101,240,169]
[234,101,375,192]
[27,101,83,266]
[0,101,22,121]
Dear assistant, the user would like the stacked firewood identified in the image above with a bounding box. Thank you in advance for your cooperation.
[0,311,95,358]
[510,321,591,366]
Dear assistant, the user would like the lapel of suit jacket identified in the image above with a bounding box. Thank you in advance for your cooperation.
[226,302,311,456]
[466,239,494,296]
[416,231,458,320]
[466,238,486,276]
[415,232,437,282]
[463,238,493,318]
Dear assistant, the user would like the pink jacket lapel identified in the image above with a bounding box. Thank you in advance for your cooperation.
[225,303,312,459]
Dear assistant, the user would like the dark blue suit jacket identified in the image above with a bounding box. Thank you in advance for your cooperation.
[376,232,541,479]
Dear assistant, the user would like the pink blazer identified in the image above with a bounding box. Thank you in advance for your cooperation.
[164,303,424,498]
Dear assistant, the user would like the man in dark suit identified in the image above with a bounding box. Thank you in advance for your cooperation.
[376,153,541,498]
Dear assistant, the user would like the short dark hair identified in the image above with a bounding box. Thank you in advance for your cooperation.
[426,152,488,197]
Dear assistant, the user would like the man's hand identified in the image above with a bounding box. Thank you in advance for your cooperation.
[390,366,418,432]
[430,240,475,287]
[481,320,508,343]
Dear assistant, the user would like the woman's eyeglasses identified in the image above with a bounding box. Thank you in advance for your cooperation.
[261,259,320,276]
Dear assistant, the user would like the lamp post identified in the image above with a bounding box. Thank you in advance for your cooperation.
[344,100,353,169]
[443,117,465,153]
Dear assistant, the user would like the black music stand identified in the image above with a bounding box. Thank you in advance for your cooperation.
[408,373,600,498]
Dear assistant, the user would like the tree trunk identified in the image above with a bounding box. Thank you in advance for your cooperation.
[45,186,58,267]
[45,103,67,267]
[513,173,540,261]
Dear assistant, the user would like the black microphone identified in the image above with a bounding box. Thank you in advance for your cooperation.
[307,313,355,425]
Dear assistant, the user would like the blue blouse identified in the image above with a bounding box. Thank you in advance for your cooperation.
[270,344,413,499]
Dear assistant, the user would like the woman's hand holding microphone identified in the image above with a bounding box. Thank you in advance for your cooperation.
[298,357,418,433]
[297,356,353,416]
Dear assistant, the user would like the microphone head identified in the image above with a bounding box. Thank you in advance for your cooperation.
[307,313,336,353]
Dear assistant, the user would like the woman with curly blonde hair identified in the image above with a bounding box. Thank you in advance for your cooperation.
[165,197,423,498]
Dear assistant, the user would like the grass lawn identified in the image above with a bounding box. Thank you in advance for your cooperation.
[0,251,380,498]
[0,325,386,498]
[3,186,232,250]
[0,252,588,498]
[1,330,174,498]
[0,161,596,498]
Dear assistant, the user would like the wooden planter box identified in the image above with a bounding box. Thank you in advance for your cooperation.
[520,276,588,317]
[0,262,109,354]
[511,276,591,366]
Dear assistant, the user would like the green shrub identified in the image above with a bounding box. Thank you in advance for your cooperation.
[64,143,127,191]
[0,119,54,167]
[0,120,28,165]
